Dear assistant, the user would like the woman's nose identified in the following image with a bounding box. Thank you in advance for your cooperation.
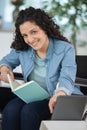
[27,35,33,43]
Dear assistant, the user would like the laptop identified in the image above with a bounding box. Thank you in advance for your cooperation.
[51,95,87,120]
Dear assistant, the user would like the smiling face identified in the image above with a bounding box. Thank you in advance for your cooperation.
[20,21,49,53]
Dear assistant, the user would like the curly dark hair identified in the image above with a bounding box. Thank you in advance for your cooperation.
[11,6,70,51]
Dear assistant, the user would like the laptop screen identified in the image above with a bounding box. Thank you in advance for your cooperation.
[51,95,87,120]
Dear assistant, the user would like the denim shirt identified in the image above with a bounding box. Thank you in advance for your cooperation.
[0,38,83,96]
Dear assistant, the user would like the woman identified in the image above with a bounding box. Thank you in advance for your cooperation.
[0,6,83,130]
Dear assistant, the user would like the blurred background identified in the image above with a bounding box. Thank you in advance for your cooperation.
[0,0,87,61]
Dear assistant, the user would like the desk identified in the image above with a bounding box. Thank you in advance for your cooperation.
[40,120,87,130]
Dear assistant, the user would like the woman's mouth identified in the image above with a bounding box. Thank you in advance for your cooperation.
[32,42,37,46]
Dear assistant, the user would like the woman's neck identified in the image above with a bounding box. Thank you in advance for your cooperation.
[35,51,46,59]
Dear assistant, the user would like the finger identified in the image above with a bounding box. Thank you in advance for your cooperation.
[50,107,53,113]
[50,103,54,113]
[0,74,8,82]
[9,71,14,81]
[0,74,1,80]
[49,96,57,113]
[49,100,54,113]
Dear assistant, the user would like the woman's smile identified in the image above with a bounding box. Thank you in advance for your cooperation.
[30,40,39,48]
[20,21,49,56]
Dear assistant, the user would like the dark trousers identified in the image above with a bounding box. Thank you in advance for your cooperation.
[0,87,16,111]
[2,97,51,130]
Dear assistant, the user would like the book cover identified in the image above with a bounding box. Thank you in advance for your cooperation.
[7,74,50,103]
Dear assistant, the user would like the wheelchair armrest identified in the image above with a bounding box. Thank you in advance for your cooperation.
[75,77,87,87]
[13,72,24,80]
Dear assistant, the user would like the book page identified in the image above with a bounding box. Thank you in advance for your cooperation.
[7,74,34,91]
[11,80,21,90]
[7,74,22,90]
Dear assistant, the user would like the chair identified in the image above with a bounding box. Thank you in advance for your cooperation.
[75,55,87,95]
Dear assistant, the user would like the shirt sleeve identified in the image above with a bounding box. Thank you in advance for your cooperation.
[54,45,76,95]
[0,49,20,70]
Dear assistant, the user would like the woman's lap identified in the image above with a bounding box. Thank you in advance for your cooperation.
[2,97,51,130]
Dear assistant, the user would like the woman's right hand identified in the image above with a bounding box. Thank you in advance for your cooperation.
[0,65,14,82]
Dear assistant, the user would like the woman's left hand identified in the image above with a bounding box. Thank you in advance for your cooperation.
[48,90,67,113]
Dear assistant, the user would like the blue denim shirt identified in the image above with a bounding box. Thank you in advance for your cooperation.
[0,38,83,96]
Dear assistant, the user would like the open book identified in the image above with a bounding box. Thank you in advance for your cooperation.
[7,74,50,103]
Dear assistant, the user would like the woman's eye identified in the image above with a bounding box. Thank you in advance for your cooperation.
[31,31,37,34]
[22,35,27,38]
